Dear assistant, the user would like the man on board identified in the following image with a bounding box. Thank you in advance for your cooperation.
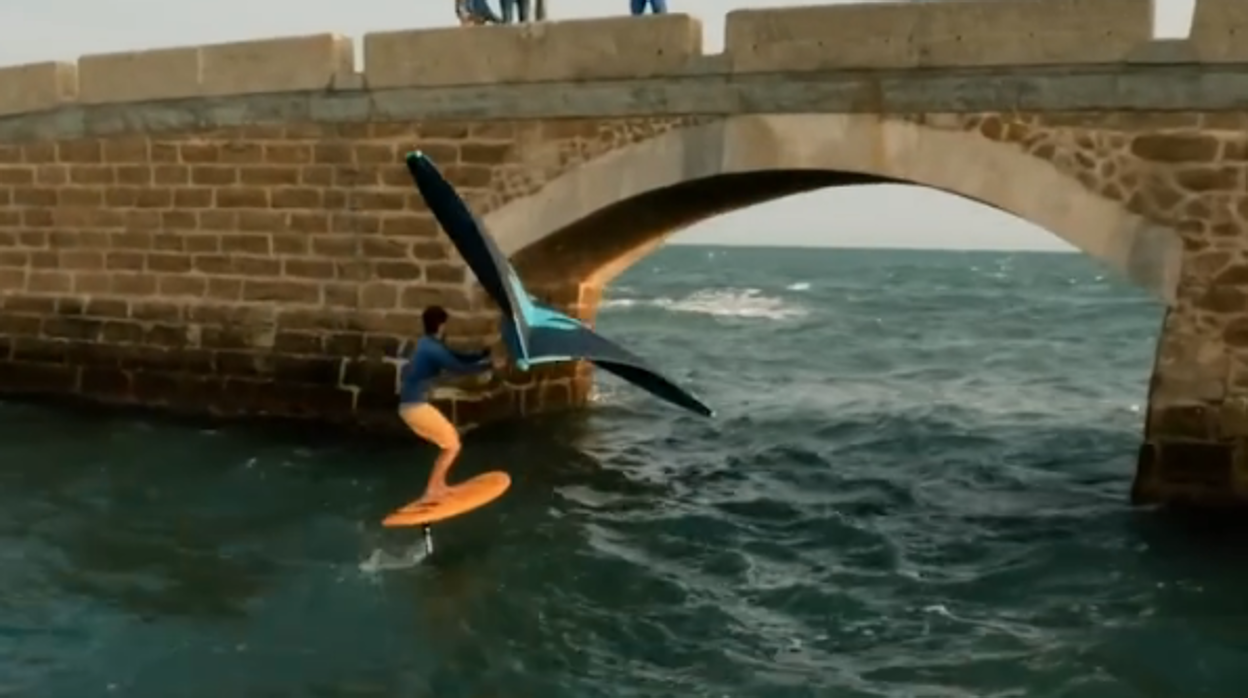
[398,305,500,505]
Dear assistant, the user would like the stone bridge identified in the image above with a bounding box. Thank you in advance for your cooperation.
[2,0,1248,507]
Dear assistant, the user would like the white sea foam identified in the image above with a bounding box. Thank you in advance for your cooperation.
[601,288,807,320]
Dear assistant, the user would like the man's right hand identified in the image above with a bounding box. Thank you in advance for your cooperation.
[490,348,509,372]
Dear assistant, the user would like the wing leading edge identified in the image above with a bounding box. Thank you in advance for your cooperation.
[404,150,714,419]
[405,151,532,360]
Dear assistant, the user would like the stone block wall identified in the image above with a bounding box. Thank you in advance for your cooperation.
[0,123,489,427]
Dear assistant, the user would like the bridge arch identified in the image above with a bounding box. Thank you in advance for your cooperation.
[483,114,1183,307]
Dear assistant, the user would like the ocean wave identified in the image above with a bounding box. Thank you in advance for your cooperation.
[601,288,807,320]
[2,246,1188,698]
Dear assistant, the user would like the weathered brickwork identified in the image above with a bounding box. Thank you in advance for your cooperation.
[0,117,693,429]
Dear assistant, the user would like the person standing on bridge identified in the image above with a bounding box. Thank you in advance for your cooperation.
[630,0,667,14]
[397,305,503,505]
[500,0,531,22]
[456,0,503,25]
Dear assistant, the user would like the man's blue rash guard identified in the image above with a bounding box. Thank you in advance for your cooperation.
[398,336,491,406]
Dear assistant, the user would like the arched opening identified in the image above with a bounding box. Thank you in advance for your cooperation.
[489,114,1183,308]
[481,112,1176,503]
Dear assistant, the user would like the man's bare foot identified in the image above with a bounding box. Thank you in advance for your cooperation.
[406,484,451,509]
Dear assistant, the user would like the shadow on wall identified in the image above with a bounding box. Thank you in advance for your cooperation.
[511,170,899,289]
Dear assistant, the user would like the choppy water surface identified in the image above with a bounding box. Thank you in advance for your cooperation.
[5,246,1248,698]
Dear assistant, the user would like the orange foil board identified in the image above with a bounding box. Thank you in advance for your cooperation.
[382,471,511,527]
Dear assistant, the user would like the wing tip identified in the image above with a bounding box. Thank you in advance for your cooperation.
[405,150,431,167]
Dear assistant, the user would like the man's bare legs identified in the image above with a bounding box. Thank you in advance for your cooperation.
[422,440,461,502]
[400,402,462,504]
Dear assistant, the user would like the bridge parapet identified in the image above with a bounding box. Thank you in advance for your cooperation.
[725,0,1152,72]
[2,0,1248,120]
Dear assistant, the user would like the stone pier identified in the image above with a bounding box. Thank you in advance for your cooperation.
[2,0,1248,506]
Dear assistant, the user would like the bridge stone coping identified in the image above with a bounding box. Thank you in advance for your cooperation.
[0,0,1245,120]
[0,61,77,117]
[1191,0,1248,61]
[364,15,702,88]
[75,33,355,105]
[724,0,1153,72]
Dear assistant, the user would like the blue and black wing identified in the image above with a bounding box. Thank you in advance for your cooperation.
[524,303,714,418]
[405,150,714,419]
[405,151,532,358]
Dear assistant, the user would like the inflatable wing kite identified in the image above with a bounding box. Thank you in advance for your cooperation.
[404,151,714,418]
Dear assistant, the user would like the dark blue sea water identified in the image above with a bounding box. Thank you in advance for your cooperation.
[4,245,1245,698]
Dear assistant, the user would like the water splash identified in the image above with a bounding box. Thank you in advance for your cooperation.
[358,543,429,573]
